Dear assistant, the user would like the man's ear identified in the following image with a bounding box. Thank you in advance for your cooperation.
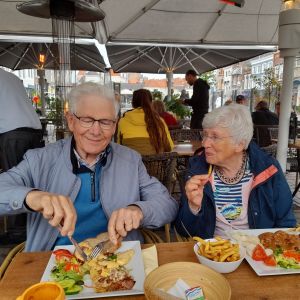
[65,111,74,132]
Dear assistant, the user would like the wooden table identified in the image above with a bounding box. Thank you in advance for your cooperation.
[173,141,202,156]
[1,242,299,300]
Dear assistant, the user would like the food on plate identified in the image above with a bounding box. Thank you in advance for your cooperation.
[50,249,86,295]
[74,232,121,261]
[258,230,300,251]
[88,249,135,292]
[193,236,241,262]
[229,230,300,269]
[51,232,136,295]
[287,226,300,232]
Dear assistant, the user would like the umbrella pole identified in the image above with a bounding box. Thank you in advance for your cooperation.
[276,56,295,172]
[37,69,46,117]
[166,71,173,101]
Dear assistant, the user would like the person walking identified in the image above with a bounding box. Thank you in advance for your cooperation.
[183,70,210,129]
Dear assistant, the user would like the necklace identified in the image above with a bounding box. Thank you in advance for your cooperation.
[215,152,247,184]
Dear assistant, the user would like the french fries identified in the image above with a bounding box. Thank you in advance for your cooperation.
[193,236,240,262]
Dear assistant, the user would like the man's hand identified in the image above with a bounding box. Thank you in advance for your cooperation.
[108,206,143,245]
[185,174,209,212]
[25,190,77,236]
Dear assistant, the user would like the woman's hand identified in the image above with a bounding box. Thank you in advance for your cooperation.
[25,190,77,236]
[185,174,210,212]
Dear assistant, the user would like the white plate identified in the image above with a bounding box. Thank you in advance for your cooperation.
[40,241,145,299]
[226,228,300,276]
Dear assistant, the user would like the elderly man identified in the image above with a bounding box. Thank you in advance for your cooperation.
[0,82,178,251]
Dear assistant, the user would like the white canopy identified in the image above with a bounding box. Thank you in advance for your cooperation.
[0,0,281,47]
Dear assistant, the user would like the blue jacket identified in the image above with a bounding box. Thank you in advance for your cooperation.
[175,142,296,238]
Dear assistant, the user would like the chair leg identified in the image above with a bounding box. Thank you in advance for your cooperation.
[4,216,8,233]
[164,223,171,243]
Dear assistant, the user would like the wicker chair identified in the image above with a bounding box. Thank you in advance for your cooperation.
[253,125,278,147]
[142,152,179,242]
[0,241,25,280]
[169,129,202,142]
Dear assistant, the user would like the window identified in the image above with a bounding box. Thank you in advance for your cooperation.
[257,65,261,74]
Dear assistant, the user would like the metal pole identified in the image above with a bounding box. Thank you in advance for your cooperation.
[166,71,173,101]
[37,69,46,116]
[276,56,295,172]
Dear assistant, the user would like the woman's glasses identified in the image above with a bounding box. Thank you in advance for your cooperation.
[200,131,233,143]
[73,113,116,129]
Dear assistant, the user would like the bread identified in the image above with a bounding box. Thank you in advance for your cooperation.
[74,232,120,261]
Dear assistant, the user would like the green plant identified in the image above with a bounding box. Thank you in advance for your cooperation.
[165,94,191,119]
[45,97,64,127]
[152,89,163,100]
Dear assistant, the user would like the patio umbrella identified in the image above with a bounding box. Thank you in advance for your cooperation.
[107,45,269,74]
[107,44,271,99]
[0,40,106,71]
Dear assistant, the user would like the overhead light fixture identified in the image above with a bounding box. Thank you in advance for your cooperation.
[219,0,245,7]
[39,53,45,64]
[282,0,300,10]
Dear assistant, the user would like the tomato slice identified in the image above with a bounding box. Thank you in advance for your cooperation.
[252,244,267,261]
[64,262,80,272]
[263,255,277,267]
[53,249,74,258]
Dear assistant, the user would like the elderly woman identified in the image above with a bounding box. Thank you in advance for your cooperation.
[175,104,296,238]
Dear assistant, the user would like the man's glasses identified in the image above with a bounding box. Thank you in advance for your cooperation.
[73,113,116,129]
[200,131,233,143]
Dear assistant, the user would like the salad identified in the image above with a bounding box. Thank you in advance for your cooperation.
[50,249,89,295]
[252,244,300,269]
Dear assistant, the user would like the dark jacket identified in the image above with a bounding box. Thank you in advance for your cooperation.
[175,142,296,238]
[252,108,279,126]
[185,78,210,129]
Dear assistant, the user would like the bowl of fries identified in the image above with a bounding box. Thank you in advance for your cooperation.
[193,237,246,273]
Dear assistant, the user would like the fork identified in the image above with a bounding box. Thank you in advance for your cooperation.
[88,240,106,260]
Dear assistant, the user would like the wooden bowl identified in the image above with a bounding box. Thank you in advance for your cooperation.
[144,262,231,300]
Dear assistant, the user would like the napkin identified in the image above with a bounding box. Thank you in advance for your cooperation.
[142,245,158,275]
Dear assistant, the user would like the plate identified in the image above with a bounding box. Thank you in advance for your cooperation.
[226,228,300,276]
[40,241,145,299]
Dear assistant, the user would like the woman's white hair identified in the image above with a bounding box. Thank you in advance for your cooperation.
[202,103,253,148]
[68,82,119,118]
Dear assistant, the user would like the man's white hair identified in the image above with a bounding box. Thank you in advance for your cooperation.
[202,103,253,148]
[68,82,119,118]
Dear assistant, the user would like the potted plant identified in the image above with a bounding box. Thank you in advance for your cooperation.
[164,93,191,120]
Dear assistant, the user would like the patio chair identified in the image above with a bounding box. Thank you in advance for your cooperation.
[174,227,194,242]
[140,229,164,244]
[253,125,278,147]
[142,152,179,242]
[0,241,25,280]
[121,137,156,155]
[169,129,202,142]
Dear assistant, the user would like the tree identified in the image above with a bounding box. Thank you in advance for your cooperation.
[200,71,216,88]
[251,67,281,107]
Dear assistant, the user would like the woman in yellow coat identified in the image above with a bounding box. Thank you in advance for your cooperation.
[117,89,174,155]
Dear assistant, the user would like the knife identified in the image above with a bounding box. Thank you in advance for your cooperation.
[56,224,88,262]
